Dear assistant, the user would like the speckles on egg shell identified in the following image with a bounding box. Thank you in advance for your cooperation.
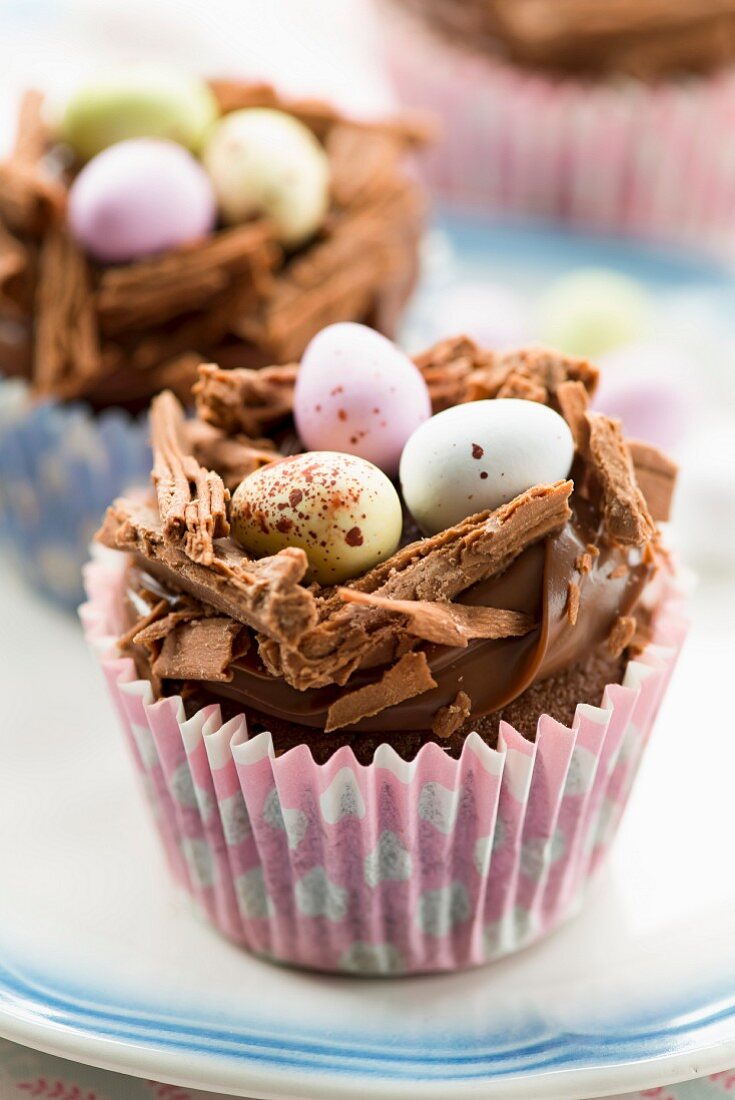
[230,451,402,585]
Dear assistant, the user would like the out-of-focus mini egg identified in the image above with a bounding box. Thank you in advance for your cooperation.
[428,281,530,349]
[68,139,216,263]
[230,451,402,584]
[60,66,218,161]
[537,269,652,358]
[595,342,694,452]
[202,108,329,246]
[400,399,574,534]
[293,323,431,476]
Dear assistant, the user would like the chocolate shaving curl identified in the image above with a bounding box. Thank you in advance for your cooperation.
[556,379,591,452]
[0,222,32,320]
[628,439,678,522]
[187,418,278,493]
[325,651,437,733]
[432,691,472,739]
[98,498,318,643]
[338,589,534,647]
[152,617,246,682]
[95,223,277,336]
[586,413,656,546]
[34,227,101,399]
[150,391,230,565]
[0,92,65,236]
[194,361,298,436]
[207,79,434,147]
[414,337,599,413]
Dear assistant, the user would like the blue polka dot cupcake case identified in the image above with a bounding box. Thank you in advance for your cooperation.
[0,386,150,607]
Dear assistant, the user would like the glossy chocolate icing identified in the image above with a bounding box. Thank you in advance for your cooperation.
[129,497,652,734]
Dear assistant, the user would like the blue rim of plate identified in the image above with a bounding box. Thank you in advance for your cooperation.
[2,957,735,1083]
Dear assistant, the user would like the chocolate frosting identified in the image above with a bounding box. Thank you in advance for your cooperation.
[129,498,651,733]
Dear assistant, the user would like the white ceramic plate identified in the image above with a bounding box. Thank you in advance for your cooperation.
[1,220,735,1099]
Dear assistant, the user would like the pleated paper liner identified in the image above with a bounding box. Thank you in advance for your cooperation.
[81,549,687,975]
[378,2,735,257]
[0,379,150,608]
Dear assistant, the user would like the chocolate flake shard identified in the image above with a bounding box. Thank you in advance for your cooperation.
[325,651,437,732]
[576,551,593,574]
[98,498,317,643]
[261,481,572,691]
[132,607,208,648]
[0,222,32,319]
[338,588,534,647]
[153,617,244,682]
[566,581,580,626]
[194,361,298,436]
[95,223,277,336]
[412,337,598,414]
[556,379,591,452]
[207,78,434,148]
[628,439,678,522]
[586,413,656,546]
[34,226,101,398]
[0,91,65,236]
[607,615,637,658]
[151,391,230,565]
[187,418,278,492]
[118,598,168,651]
[432,691,472,739]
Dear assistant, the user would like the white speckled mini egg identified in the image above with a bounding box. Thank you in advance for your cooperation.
[293,323,431,476]
[399,399,574,534]
[230,451,402,585]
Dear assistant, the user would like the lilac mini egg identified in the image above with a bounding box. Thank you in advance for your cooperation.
[293,323,431,476]
[68,138,216,263]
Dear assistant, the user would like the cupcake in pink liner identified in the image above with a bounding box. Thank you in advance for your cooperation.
[80,326,686,975]
[376,0,735,254]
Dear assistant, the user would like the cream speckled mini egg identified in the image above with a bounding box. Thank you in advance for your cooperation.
[400,399,574,534]
[230,452,402,584]
[202,108,329,247]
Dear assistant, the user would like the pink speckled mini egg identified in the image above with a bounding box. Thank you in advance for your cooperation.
[293,323,431,475]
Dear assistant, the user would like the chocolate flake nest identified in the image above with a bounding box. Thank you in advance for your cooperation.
[0,82,430,407]
[399,0,735,79]
[98,337,677,733]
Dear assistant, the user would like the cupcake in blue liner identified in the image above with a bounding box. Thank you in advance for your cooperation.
[0,72,428,609]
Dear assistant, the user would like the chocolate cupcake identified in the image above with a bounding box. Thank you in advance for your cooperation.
[378,0,735,252]
[0,73,426,605]
[82,328,685,974]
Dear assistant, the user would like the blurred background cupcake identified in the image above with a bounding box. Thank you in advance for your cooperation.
[0,61,427,608]
[377,0,735,256]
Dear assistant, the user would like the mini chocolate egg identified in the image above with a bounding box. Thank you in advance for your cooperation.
[429,281,530,349]
[68,139,216,263]
[537,269,652,358]
[293,323,431,475]
[202,108,329,246]
[60,66,218,161]
[230,451,402,584]
[596,342,694,452]
[400,399,574,534]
